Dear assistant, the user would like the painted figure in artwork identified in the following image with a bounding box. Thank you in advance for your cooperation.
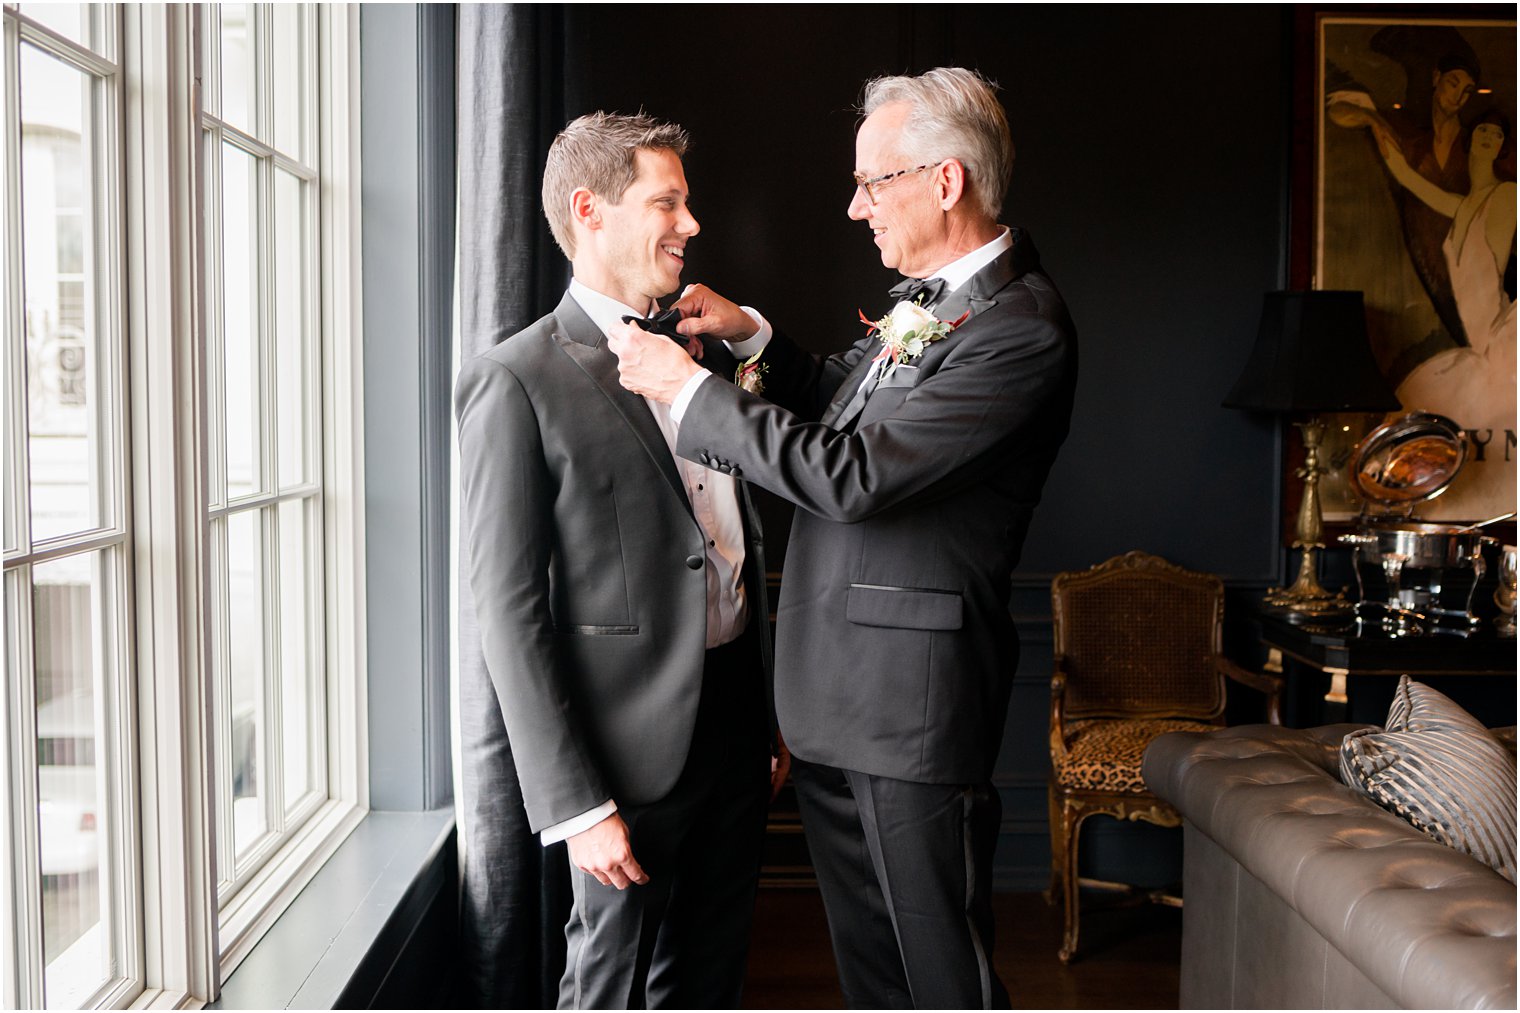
[1380,111,1517,514]
[1328,37,1485,351]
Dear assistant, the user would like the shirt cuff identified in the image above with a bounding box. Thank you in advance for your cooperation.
[725,307,772,359]
[671,371,712,424]
[539,799,617,846]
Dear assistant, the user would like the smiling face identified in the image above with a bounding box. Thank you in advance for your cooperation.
[588,148,698,309]
[1432,68,1476,118]
[847,102,948,279]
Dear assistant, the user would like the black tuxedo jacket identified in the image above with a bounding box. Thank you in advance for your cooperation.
[456,292,770,832]
[677,228,1076,783]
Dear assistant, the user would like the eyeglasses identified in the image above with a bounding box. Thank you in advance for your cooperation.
[851,163,937,204]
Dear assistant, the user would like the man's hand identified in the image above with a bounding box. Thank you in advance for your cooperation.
[769,734,792,803]
[608,319,704,404]
[566,813,649,890]
[673,283,760,341]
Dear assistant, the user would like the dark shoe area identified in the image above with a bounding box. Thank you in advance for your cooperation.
[743,889,1181,1010]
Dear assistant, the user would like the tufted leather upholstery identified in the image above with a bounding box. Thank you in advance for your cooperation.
[1144,724,1517,1010]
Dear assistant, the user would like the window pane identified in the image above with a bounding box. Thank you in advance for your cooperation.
[278,499,314,812]
[32,551,113,1010]
[20,45,109,542]
[225,510,267,860]
[274,170,307,489]
[221,144,261,500]
[15,5,103,54]
[219,3,254,135]
[271,5,305,160]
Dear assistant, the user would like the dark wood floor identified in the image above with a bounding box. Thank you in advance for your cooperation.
[743,888,1182,1010]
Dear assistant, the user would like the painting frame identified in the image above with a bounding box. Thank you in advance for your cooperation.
[1287,6,1516,531]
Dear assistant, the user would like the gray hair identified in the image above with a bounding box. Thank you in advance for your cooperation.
[542,111,690,258]
[860,68,1013,220]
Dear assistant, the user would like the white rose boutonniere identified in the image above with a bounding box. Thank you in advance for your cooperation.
[858,297,969,373]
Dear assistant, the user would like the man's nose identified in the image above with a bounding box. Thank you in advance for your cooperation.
[679,206,700,237]
[847,186,871,220]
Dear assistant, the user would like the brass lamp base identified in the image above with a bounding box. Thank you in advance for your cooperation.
[1264,544,1349,613]
[1265,420,1351,617]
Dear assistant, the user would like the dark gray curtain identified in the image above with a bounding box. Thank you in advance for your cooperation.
[455,5,571,1007]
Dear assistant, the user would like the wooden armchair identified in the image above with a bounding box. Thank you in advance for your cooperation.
[1047,551,1281,962]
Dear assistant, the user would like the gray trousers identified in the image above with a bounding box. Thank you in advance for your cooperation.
[558,636,770,1009]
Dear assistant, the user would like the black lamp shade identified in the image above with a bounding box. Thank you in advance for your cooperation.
[1222,291,1401,413]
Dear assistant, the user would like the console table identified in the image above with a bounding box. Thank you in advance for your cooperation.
[1254,611,1517,726]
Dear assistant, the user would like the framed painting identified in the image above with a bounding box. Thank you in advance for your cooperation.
[1306,11,1516,523]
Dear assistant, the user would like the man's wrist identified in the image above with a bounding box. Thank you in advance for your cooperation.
[671,371,712,423]
[540,799,617,845]
[725,308,772,358]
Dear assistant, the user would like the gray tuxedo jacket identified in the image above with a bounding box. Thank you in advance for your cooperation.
[456,293,770,833]
[677,228,1076,784]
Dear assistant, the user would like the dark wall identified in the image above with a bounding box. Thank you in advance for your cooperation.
[555,4,1291,886]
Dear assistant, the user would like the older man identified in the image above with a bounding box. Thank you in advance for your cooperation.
[456,111,784,1009]
[610,68,1078,1008]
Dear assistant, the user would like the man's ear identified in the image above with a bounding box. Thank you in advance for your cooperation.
[936,159,967,211]
[570,187,600,230]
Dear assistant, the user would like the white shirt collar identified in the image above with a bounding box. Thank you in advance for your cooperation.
[926,226,1012,297]
[568,277,656,337]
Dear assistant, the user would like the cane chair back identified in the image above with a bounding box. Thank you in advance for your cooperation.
[1052,551,1227,724]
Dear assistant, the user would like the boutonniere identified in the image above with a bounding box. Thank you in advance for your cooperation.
[858,298,970,369]
[734,350,767,395]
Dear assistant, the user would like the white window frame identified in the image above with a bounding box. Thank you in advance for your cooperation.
[2,4,367,1006]
[3,6,139,1008]
[200,3,367,973]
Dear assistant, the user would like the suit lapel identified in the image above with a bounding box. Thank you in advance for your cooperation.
[549,293,692,513]
[826,232,1039,429]
[820,347,883,429]
[933,233,1032,322]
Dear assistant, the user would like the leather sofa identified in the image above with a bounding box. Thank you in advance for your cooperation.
[1143,723,1517,1010]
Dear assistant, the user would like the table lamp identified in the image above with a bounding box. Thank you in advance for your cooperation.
[1223,291,1401,613]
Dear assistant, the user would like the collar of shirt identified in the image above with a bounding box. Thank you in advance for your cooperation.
[568,277,655,337]
[924,226,1013,302]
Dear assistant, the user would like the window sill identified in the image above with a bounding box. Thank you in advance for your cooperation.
[209,807,454,1009]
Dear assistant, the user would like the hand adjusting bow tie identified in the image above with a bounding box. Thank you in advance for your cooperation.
[888,275,949,306]
[621,306,686,342]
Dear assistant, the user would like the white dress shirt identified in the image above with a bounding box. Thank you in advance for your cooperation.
[671,227,1014,420]
[541,280,751,845]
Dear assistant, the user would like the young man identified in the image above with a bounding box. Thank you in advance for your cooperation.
[456,111,784,1010]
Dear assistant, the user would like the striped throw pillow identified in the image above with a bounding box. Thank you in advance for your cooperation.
[1341,676,1517,883]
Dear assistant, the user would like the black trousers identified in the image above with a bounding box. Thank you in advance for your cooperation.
[558,632,771,1010]
[792,757,1009,1010]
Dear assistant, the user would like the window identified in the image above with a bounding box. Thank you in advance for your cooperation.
[201,0,327,909]
[2,4,364,1007]
[4,7,135,1008]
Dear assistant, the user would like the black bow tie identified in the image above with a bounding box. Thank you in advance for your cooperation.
[888,276,949,306]
[621,306,686,342]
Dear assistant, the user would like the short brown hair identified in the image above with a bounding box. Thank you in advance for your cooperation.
[541,111,690,258]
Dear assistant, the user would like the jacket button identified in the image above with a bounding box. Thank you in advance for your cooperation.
[698,451,710,464]
[730,467,742,477]
[685,554,703,570]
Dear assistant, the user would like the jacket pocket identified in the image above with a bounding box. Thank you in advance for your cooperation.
[876,365,919,390]
[554,624,639,636]
[845,583,963,631]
